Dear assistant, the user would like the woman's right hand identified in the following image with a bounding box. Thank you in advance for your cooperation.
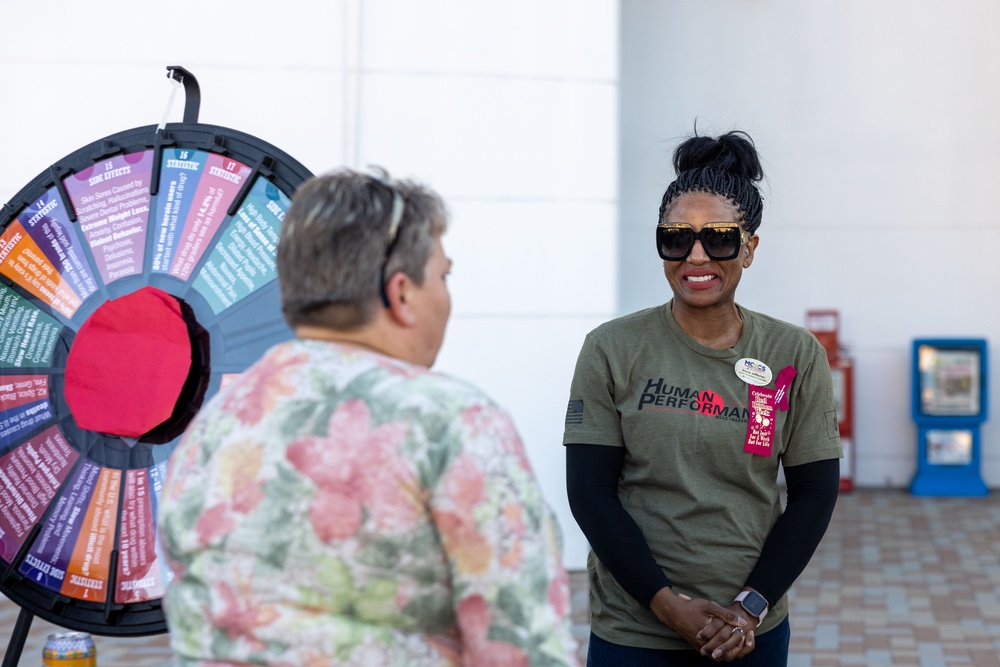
[648,588,754,662]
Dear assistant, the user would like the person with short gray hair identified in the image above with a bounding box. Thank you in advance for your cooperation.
[160,168,580,666]
[278,168,447,331]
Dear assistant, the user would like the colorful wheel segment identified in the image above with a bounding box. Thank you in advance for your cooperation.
[0,123,312,636]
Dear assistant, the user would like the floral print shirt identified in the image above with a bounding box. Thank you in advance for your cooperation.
[159,339,579,667]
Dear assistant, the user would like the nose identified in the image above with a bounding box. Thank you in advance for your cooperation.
[688,239,710,263]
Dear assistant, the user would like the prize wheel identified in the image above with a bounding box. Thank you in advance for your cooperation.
[0,77,313,637]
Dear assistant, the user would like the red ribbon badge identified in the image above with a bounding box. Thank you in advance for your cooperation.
[774,366,797,411]
[744,385,776,457]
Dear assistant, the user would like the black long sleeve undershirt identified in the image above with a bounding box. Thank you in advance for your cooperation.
[744,457,840,606]
[566,443,670,607]
[566,443,839,609]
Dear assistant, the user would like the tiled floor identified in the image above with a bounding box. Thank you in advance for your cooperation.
[4,489,1000,666]
[784,488,1000,667]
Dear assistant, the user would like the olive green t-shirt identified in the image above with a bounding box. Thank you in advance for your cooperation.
[563,302,842,650]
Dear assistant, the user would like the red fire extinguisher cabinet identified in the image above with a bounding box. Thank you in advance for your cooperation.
[807,310,855,492]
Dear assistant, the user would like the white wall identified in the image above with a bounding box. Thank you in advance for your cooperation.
[621,0,1000,489]
[0,1,619,569]
[11,0,1000,578]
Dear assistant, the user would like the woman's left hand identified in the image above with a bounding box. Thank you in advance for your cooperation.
[692,600,759,662]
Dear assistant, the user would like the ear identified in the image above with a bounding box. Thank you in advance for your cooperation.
[384,272,417,327]
[743,235,759,268]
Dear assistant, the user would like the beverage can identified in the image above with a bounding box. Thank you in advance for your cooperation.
[43,632,96,667]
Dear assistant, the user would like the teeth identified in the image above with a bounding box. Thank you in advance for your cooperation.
[686,275,715,282]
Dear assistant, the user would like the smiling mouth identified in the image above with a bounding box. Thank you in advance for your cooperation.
[685,275,716,283]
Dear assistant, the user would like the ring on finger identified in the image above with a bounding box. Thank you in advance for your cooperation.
[731,626,745,635]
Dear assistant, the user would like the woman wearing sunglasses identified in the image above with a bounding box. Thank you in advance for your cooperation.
[564,131,842,665]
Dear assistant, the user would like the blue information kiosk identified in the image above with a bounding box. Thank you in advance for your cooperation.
[910,338,989,497]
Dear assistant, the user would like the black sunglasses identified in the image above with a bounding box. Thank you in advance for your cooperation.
[379,188,407,307]
[656,222,749,261]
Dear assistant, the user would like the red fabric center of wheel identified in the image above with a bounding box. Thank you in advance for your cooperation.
[65,286,192,438]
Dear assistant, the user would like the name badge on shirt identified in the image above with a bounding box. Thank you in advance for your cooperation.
[734,358,772,386]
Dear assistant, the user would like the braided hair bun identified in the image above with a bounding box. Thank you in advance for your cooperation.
[658,131,765,234]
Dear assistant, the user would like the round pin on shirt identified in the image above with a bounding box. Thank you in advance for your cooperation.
[735,358,772,386]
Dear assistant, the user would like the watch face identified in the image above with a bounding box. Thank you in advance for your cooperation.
[741,591,768,616]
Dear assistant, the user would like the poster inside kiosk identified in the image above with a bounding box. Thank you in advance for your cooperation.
[910,338,989,497]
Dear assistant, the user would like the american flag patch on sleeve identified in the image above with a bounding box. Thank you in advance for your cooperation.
[565,399,584,425]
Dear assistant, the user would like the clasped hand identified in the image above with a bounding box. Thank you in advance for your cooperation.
[650,588,757,662]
